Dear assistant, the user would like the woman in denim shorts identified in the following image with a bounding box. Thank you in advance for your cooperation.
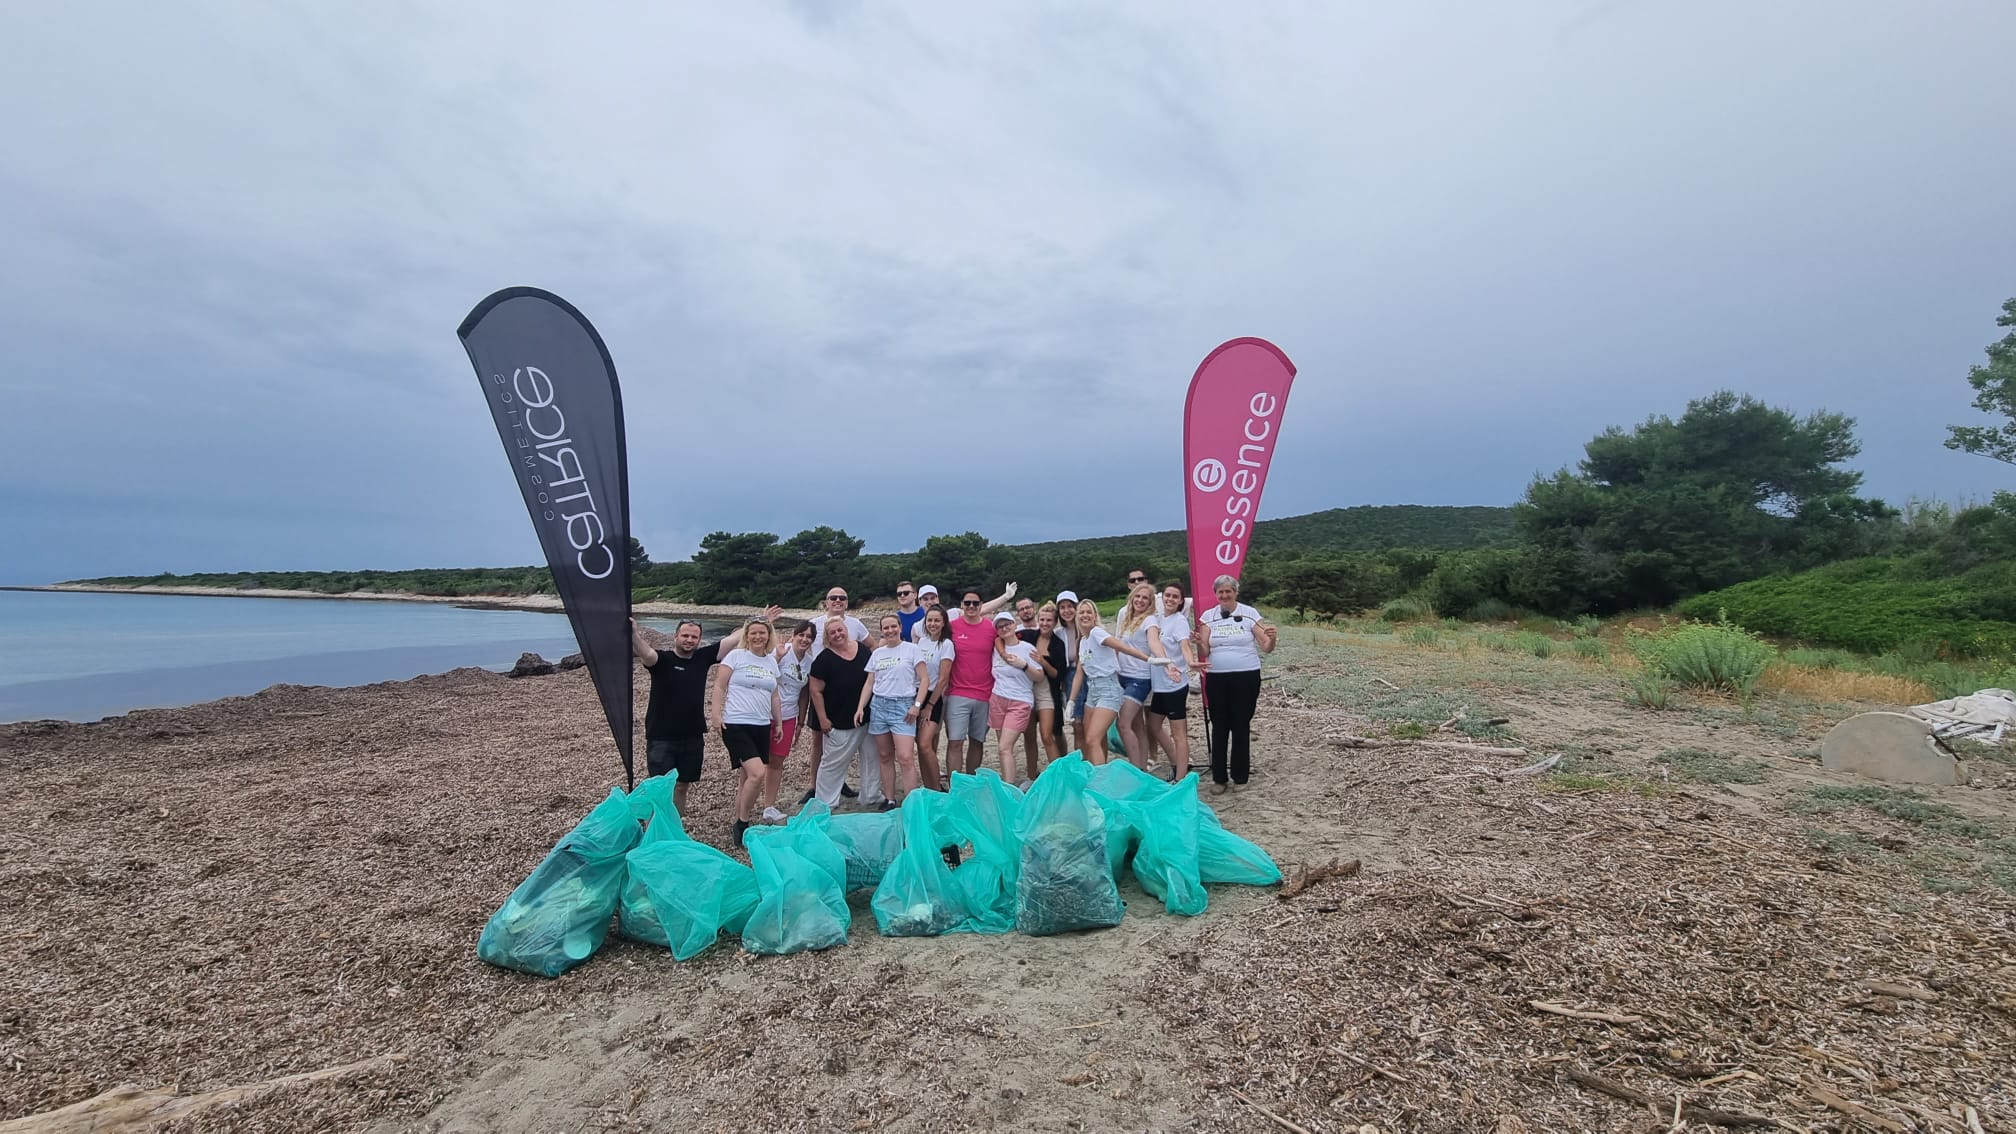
[1067,599,1158,765]
[860,614,927,806]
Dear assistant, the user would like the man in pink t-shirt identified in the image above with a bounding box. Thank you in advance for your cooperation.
[943,583,1017,773]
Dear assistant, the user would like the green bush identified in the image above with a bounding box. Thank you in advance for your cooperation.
[1465,597,1515,622]
[1516,631,1555,658]
[1630,616,1775,694]
[1380,596,1433,623]
[1680,557,2016,657]
[1782,647,1857,670]
[1406,625,1441,647]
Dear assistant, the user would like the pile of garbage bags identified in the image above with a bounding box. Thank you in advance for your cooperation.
[477,753,1281,977]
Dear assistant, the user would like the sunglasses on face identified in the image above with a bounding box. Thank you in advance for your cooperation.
[827,595,847,602]
[897,590,913,596]
[1128,577,1146,584]
[961,600,980,607]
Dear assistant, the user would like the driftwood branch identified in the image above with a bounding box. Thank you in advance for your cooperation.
[0,1053,407,1134]
[1530,1000,1644,1024]
[1227,1089,1315,1134]
[1278,859,1361,900]
[1564,1066,1777,1129]
[1800,1078,1908,1132]
[1331,1045,1412,1084]
[1331,737,1528,758]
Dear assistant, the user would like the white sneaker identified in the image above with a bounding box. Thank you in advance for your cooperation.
[761,806,786,823]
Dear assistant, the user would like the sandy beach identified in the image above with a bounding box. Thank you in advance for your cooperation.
[2,625,2012,1132]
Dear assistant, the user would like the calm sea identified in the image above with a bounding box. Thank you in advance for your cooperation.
[0,589,732,724]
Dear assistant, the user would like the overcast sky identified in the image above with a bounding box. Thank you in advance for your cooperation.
[4,1,2012,583]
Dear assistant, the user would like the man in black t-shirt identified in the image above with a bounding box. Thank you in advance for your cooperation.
[631,613,772,814]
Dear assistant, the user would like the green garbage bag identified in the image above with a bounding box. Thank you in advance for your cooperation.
[742,801,851,955]
[946,770,1024,934]
[871,791,971,936]
[826,810,905,893]
[621,836,760,959]
[616,776,686,941]
[1106,722,1128,757]
[1125,775,1207,915]
[1085,758,1169,879]
[1197,807,1284,886]
[1013,755,1125,936]
[477,787,639,978]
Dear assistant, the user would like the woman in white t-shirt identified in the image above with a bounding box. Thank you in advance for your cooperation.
[710,618,783,841]
[859,614,928,804]
[913,607,957,791]
[1195,574,1277,794]
[1067,599,1159,765]
[763,619,818,819]
[1113,582,1184,772]
[1146,583,1199,781]
[987,613,1045,785]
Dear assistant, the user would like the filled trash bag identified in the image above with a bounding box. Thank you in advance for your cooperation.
[1013,756,1125,936]
[946,770,1024,934]
[1197,808,1284,887]
[1106,722,1128,757]
[621,836,761,959]
[742,801,851,955]
[477,787,639,977]
[871,791,971,936]
[1125,775,1208,915]
[826,810,906,893]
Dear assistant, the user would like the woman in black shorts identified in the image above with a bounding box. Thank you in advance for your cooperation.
[1145,583,1198,781]
[914,606,956,790]
[711,617,783,842]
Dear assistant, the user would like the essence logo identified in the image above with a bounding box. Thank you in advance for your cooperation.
[1191,458,1227,492]
[1208,390,1281,567]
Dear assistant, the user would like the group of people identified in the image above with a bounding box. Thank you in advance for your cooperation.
[630,571,1277,840]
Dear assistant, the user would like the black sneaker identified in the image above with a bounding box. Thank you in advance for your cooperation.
[732,819,749,843]
[840,784,859,798]
[799,788,816,805]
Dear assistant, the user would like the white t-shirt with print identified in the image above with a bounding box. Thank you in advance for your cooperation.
[990,640,1039,704]
[1078,625,1119,679]
[867,642,925,700]
[718,648,780,726]
[1112,610,1157,679]
[1152,613,1192,694]
[1200,604,1265,673]
[917,636,956,693]
[774,646,814,720]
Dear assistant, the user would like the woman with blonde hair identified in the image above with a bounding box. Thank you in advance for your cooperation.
[859,613,928,805]
[1113,582,1183,771]
[1067,599,1159,765]
[710,617,783,842]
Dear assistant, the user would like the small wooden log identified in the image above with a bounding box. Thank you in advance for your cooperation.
[0,1054,407,1134]
[1278,859,1363,900]
[1530,1000,1643,1024]
[1564,1067,1778,1129]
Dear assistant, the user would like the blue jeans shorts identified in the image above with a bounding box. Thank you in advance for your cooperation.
[1119,675,1152,705]
[868,694,917,737]
[1084,672,1124,714]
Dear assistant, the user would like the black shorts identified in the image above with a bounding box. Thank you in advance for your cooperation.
[1149,688,1189,720]
[721,723,771,768]
[926,697,945,725]
[647,736,705,783]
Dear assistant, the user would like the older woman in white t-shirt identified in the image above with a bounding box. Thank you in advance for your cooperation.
[860,614,928,805]
[1195,574,1277,794]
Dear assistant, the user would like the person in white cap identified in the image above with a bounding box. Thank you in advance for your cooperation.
[907,584,941,642]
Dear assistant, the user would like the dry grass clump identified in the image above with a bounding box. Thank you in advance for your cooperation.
[1760,661,1938,705]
